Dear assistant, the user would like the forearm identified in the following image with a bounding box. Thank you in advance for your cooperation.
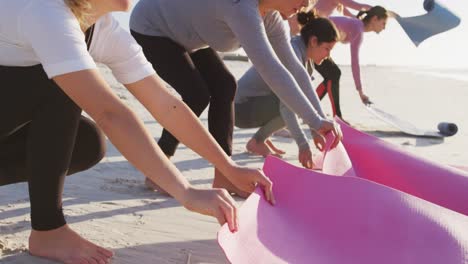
[53,69,191,203]
[350,41,363,91]
[126,75,235,174]
[279,102,309,150]
[343,7,355,17]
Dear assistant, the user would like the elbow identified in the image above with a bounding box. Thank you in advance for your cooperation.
[91,102,135,132]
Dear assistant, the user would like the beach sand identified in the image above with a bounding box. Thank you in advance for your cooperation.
[1,61,467,263]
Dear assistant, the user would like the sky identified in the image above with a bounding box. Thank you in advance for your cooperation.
[114,0,468,69]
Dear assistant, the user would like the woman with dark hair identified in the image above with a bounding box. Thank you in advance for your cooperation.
[130,0,343,194]
[313,6,388,119]
[0,0,274,262]
[234,11,339,168]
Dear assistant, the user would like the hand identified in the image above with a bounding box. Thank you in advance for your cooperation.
[316,119,343,149]
[359,90,372,105]
[298,147,313,169]
[225,165,276,205]
[311,130,325,151]
[182,187,239,232]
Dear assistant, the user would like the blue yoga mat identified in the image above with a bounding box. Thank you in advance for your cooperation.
[395,0,461,47]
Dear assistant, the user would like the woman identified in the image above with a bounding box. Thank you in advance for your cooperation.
[306,6,388,119]
[130,0,343,191]
[235,11,338,168]
[0,0,274,263]
[289,0,371,35]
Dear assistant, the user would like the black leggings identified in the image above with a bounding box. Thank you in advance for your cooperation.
[0,65,106,231]
[131,31,236,156]
[314,58,342,118]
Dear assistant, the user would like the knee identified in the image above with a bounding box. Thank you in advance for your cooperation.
[335,67,341,79]
[71,117,106,173]
[212,73,237,103]
[223,73,237,102]
[327,66,341,81]
[183,90,211,114]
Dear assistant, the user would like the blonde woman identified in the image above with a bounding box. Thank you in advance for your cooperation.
[0,0,274,263]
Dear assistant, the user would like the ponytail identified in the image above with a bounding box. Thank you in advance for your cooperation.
[297,10,318,26]
[357,6,388,25]
[297,11,339,46]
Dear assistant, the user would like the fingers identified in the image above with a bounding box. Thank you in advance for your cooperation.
[254,170,275,205]
[330,128,340,149]
[329,122,343,149]
[300,150,313,169]
[300,156,312,169]
[305,155,313,169]
[216,190,238,232]
[314,136,325,151]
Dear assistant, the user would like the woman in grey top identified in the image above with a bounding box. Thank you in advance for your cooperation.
[235,11,338,168]
[130,0,342,195]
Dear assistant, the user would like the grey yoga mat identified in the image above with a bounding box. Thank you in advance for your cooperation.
[395,0,461,47]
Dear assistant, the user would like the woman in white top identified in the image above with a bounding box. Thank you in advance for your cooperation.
[0,0,274,263]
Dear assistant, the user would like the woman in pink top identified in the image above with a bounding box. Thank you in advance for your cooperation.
[314,6,388,119]
[288,0,371,34]
[313,0,372,18]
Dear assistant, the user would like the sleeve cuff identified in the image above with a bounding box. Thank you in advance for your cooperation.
[45,58,97,79]
[306,116,324,131]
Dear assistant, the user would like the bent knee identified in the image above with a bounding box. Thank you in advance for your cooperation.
[69,117,106,173]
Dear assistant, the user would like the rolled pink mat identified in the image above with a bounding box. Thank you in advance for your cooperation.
[336,118,468,216]
[218,157,468,264]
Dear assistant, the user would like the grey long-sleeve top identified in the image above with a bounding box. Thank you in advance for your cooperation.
[130,0,325,129]
[236,36,315,149]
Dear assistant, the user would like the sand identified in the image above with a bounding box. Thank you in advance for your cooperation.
[1,61,467,263]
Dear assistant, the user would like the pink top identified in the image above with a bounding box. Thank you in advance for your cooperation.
[314,0,370,17]
[330,16,364,91]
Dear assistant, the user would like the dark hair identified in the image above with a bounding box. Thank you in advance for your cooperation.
[297,10,339,46]
[356,6,388,25]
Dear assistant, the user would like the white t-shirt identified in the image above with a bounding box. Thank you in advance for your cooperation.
[0,0,155,84]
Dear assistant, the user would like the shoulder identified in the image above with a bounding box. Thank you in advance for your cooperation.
[263,11,287,33]
[19,0,81,38]
[331,16,362,30]
[20,0,75,25]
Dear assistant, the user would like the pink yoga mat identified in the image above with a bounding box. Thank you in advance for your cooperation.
[219,121,468,264]
[336,118,468,216]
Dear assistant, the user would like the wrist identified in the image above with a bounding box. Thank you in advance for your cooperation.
[179,185,196,209]
[216,158,237,178]
[298,142,310,151]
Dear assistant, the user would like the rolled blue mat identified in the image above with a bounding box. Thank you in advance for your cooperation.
[437,122,458,136]
[395,0,461,47]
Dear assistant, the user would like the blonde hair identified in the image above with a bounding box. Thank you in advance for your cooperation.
[64,0,92,30]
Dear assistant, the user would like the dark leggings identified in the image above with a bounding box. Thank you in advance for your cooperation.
[314,58,342,118]
[235,95,285,142]
[131,31,236,156]
[0,65,106,231]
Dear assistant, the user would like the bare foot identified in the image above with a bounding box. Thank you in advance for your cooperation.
[145,177,171,196]
[212,169,250,198]
[265,139,286,155]
[29,224,113,264]
[272,128,292,138]
[246,138,279,157]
